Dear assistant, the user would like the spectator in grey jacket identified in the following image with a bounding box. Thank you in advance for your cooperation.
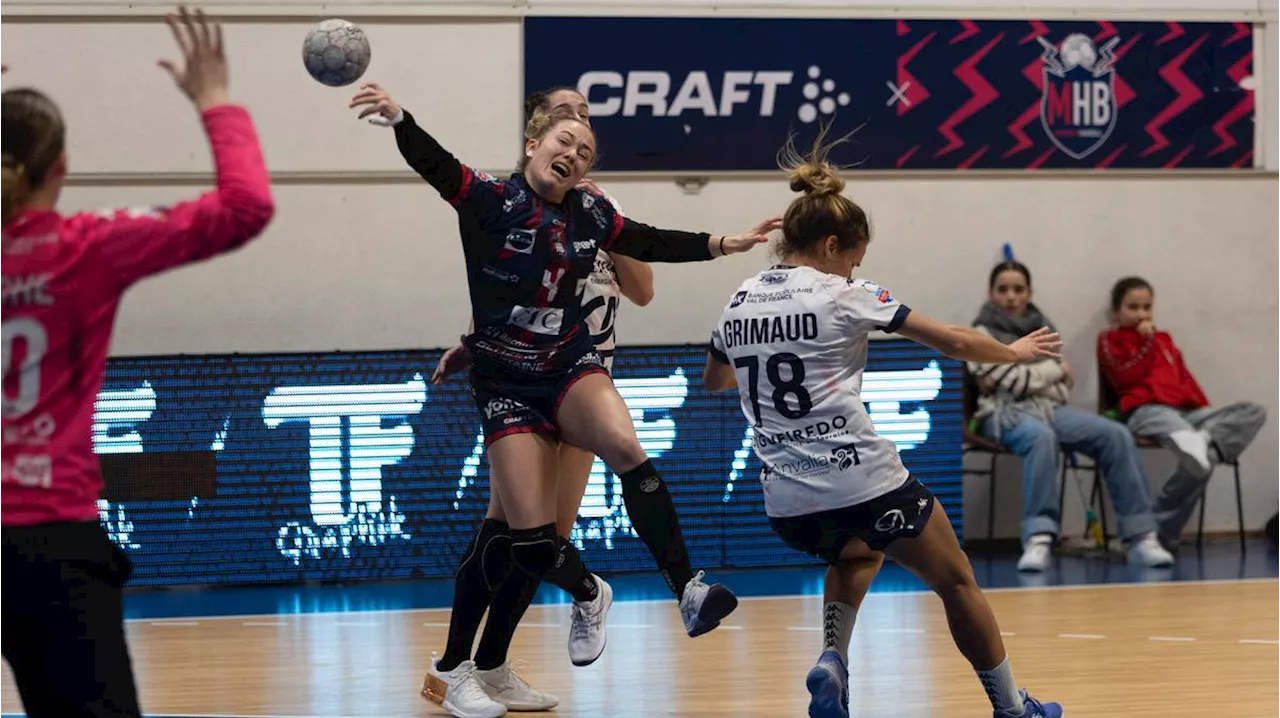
[968,261,1173,572]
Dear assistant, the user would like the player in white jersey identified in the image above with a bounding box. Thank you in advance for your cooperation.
[703,130,1064,718]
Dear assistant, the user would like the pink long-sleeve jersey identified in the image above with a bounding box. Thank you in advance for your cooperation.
[2,105,274,526]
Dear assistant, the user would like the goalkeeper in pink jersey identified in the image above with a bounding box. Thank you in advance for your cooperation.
[1,7,273,716]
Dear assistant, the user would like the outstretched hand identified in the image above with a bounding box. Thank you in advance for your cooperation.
[1009,326,1063,363]
[158,6,229,111]
[350,82,402,125]
[718,216,783,256]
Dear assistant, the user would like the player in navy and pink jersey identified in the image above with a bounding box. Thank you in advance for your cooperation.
[350,82,777,718]
[424,87,659,713]
[1,8,274,716]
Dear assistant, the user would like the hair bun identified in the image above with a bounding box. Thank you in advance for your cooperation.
[788,162,845,197]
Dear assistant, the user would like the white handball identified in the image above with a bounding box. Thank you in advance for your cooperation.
[302,19,371,87]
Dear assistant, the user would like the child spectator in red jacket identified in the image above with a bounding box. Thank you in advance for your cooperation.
[1098,277,1267,548]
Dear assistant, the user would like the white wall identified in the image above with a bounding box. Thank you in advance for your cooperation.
[2,1,1276,538]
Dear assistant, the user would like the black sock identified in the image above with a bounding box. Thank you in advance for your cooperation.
[474,572,543,670]
[541,537,599,603]
[617,459,695,597]
[470,523,558,671]
[437,518,512,673]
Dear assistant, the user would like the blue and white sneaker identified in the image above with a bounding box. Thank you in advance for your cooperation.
[678,570,739,637]
[995,689,1064,718]
[805,650,849,718]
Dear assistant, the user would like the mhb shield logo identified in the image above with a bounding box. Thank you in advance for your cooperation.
[1039,33,1121,160]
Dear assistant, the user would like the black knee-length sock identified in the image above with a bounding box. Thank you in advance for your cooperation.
[618,459,695,597]
[437,519,512,672]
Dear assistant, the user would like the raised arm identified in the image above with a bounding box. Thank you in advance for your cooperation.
[604,216,781,263]
[350,83,463,199]
[85,7,274,288]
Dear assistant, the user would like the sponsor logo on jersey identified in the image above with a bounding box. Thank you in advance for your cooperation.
[831,441,861,470]
[503,228,537,254]
[508,306,564,335]
[765,454,833,479]
[482,265,521,285]
[754,415,850,448]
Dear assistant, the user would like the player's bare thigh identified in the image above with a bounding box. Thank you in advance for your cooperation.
[485,432,560,530]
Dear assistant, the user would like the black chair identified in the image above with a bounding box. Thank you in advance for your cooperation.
[964,371,1109,546]
[1097,367,1245,552]
[960,372,1010,541]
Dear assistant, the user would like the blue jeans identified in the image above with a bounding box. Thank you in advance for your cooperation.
[981,405,1157,545]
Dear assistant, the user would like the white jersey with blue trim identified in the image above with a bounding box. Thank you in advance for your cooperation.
[709,265,914,518]
[581,191,625,368]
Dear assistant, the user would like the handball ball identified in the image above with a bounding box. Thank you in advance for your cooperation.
[302,19,371,87]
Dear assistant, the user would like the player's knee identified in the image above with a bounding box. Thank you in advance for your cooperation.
[509,523,560,578]
[930,560,979,597]
[594,425,646,469]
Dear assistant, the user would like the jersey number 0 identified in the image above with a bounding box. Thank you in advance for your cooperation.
[0,316,48,417]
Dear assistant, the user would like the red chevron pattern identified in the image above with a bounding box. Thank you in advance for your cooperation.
[1157,22,1184,46]
[935,33,1004,157]
[1210,53,1255,156]
[1223,22,1250,47]
[1003,56,1044,158]
[1020,20,1048,45]
[897,32,936,116]
[1111,34,1142,108]
[1094,21,1118,41]
[952,20,980,44]
[1141,35,1207,157]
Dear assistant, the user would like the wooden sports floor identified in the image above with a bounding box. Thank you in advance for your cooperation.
[3,577,1276,717]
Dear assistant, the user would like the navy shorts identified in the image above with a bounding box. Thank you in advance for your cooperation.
[768,477,936,562]
[470,350,609,447]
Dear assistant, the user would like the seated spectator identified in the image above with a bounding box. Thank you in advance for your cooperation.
[1097,276,1267,549]
[968,261,1173,572]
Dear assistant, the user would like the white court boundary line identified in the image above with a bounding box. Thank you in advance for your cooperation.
[132,576,1278,624]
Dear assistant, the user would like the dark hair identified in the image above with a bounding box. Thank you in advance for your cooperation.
[988,260,1031,291]
[774,123,870,258]
[1110,276,1153,311]
[2,88,65,225]
[524,86,582,125]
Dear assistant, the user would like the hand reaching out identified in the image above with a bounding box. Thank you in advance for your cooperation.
[158,6,229,111]
[718,216,783,256]
[1009,327,1063,363]
[349,82,403,125]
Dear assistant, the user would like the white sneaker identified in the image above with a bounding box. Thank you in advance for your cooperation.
[475,661,558,711]
[1017,536,1054,572]
[1127,532,1175,568]
[679,570,739,637]
[568,574,612,666]
[421,655,508,718]
[1165,429,1212,479]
